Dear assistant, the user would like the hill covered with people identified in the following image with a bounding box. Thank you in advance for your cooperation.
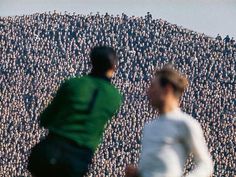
[0,12,235,176]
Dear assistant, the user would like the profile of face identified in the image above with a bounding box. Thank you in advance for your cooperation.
[147,77,175,108]
[107,67,115,78]
[147,77,165,108]
[106,58,117,78]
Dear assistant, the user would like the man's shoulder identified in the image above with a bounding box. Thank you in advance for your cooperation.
[57,76,94,95]
[103,84,122,105]
[64,76,122,103]
[107,84,121,97]
[182,112,199,124]
[65,75,91,83]
[63,76,94,87]
[142,111,203,138]
[145,111,199,128]
[176,111,202,132]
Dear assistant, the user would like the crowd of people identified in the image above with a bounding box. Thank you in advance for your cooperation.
[0,12,235,177]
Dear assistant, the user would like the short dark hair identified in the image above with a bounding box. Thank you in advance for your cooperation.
[90,46,117,74]
[155,65,189,98]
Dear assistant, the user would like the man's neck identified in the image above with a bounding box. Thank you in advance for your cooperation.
[158,101,179,115]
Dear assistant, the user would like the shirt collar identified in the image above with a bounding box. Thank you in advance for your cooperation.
[159,107,181,119]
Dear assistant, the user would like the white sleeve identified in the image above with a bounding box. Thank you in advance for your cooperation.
[185,120,214,177]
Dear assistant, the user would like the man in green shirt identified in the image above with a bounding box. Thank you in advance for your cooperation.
[28,46,122,177]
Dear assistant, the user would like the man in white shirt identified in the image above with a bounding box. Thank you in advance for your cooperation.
[125,65,213,177]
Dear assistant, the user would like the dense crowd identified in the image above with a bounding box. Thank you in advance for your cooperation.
[0,12,235,177]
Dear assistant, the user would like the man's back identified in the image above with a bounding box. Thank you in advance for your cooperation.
[40,75,122,151]
[139,108,213,177]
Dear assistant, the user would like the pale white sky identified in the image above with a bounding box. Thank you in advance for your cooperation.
[0,0,235,38]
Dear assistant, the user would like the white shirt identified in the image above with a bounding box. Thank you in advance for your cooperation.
[139,108,213,177]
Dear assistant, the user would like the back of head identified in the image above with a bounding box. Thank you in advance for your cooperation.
[155,64,189,98]
[90,46,117,75]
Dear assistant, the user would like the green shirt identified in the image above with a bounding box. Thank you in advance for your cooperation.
[40,75,122,152]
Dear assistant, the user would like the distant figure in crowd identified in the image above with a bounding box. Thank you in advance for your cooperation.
[126,65,213,177]
[28,46,122,177]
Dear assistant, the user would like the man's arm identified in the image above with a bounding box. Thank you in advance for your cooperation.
[185,120,214,177]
